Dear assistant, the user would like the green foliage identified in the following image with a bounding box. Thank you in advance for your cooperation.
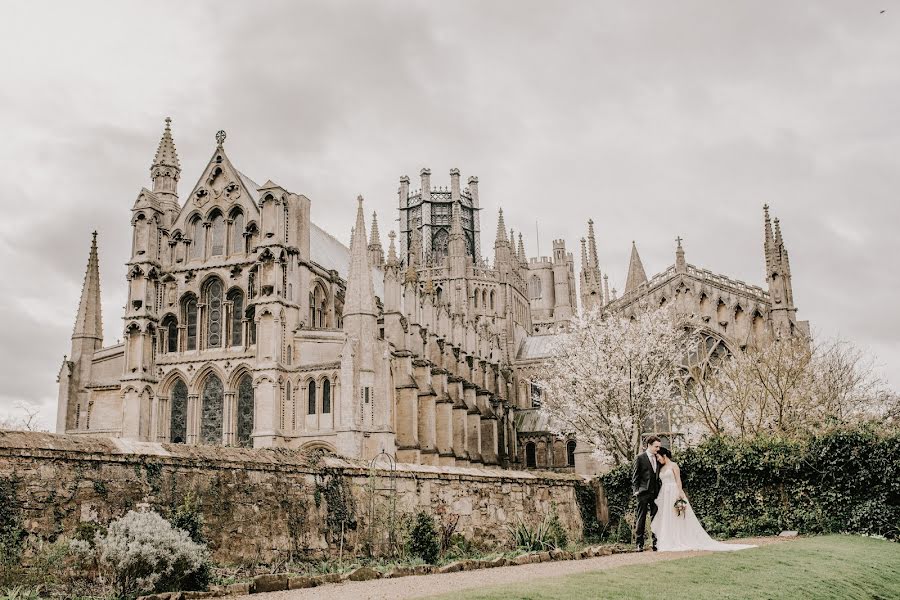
[0,586,40,600]
[600,426,900,542]
[74,521,106,546]
[314,467,358,547]
[574,482,603,541]
[408,511,440,564]
[0,477,25,567]
[169,491,206,545]
[508,509,568,552]
[167,493,210,591]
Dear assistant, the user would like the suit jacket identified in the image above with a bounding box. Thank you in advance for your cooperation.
[631,452,662,498]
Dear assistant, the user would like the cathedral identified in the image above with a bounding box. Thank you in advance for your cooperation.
[56,120,806,476]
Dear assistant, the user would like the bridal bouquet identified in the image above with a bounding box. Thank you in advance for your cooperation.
[673,498,688,518]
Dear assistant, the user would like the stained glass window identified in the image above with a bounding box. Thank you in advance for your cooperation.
[190,218,203,259]
[210,212,225,256]
[228,289,243,346]
[236,375,254,446]
[170,379,187,444]
[162,315,178,353]
[201,374,223,445]
[206,279,223,348]
[231,211,244,254]
[322,379,331,414]
[185,298,198,350]
[308,380,317,415]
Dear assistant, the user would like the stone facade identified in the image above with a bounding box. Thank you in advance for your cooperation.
[56,120,806,477]
[0,431,583,563]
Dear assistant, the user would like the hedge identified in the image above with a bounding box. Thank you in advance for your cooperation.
[600,426,900,542]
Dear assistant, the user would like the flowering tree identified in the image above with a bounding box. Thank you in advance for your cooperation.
[536,306,691,466]
[681,336,892,439]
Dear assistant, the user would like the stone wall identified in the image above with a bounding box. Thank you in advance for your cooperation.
[0,431,584,564]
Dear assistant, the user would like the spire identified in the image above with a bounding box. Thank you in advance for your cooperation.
[587,219,599,268]
[150,118,181,205]
[387,230,398,266]
[580,237,588,271]
[624,241,648,294]
[517,232,526,262]
[495,208,507,244]
[448,200,467,259]
[603,273,610,304]
[763,204,775,271]
[73,231,103,346]
[343,196,377,317]
[675,236,686,273]
[367,211,384,267]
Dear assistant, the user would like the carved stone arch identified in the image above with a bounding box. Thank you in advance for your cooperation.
[205,205,225,221]
[160,368,189,396]
[189,363,227,394]
[171,229,184,241]
[128,265,144,279]
[227,363,254,392]
[299,440,338,456]
[131,211,147,226]
[253,374,275,387]
[124,321,141,334]
[226,203,244,219]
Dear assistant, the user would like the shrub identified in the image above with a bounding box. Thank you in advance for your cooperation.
[95,510,210,599]
[509,510,568,552]
[169,492,205,545]
[600,426,900,542]
[0,586,40,600]
[408,511,440,564]
[0,477,25,567]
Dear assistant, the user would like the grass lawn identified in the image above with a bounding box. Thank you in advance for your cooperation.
[429,535,900,600]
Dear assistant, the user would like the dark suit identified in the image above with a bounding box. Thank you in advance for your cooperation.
[631,451,661,549]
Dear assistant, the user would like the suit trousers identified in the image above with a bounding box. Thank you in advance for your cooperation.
[634,491,658,547]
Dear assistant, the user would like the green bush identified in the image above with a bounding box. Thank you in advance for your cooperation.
[600,426,900,542]
[0,477,25,567]
[508,509,568,552]
[408,511,440,564]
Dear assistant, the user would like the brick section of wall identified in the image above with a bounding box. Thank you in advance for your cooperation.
[0,431,582,563]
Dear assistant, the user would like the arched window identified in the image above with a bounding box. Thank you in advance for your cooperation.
[184,297,198,350]
[489,290,495,310]
[200,374,224,445]
[231,211,244,255]
[205,279,224,348]
[228,289,244,346]
[529,275,542,300]
[247,305,256,345]
[473,288,479,308]
[310,283,327,328]
[162,315,178,353]
[190,217,203,260]
[435,286,443,305]
[566,440,577,467]
[283,382,291,431]
[210,211,225,256]
[322,379,331,414]
[170,379,188,443]
[308,380,317,415]
[286,345,292,365]
[236,374,254,446]
[525,442,537,468]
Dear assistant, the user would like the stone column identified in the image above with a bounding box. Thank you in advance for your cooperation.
[480,415,499,466]
[434,368,454,466]
[464,382,482,464]
[223,392,236,445]
[416,359,438,466]
[187,394,200,444]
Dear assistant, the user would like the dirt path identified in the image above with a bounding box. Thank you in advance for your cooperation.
[238,537,787,600]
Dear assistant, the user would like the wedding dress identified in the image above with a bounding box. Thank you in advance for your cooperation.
[651,464,756,552]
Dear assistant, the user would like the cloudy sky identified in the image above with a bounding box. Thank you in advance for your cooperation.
[1,1,898,429]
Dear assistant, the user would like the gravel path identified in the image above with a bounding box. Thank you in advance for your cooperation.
[239,537,787,600]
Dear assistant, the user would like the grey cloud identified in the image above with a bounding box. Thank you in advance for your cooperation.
[1,1,899,429]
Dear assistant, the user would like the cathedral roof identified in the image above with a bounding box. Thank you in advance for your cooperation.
[72,232,103,343]
[516,333,568,361]
[310,219,385,300]
[624,241,649,293]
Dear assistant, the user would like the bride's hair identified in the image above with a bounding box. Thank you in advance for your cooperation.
[657,447,673,460]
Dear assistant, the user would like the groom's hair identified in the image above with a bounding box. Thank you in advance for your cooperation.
[645,435,661,446]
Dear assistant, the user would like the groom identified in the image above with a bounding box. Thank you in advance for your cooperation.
[631,435,662,552]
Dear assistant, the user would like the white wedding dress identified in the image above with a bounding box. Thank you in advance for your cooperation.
[651,464,756,552]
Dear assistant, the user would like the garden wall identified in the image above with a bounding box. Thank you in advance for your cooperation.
[0,431,584,563]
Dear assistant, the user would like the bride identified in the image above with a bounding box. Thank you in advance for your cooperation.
[651,447,756,552]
